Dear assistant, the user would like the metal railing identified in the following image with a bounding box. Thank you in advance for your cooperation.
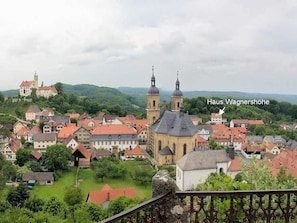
[100,189,297,223]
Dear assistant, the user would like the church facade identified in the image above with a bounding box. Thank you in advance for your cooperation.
[146,67,198,165]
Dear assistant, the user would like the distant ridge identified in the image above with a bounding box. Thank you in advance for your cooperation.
[1,85,297,104]
[117,87,297,104]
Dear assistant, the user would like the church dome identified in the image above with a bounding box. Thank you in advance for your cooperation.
[148,86,159,94]
[172,89,183,97]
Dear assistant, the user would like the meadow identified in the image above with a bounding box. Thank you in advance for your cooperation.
[31,160,153,202]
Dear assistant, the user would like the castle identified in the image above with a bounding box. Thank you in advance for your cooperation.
[146,67,198,165]
[19,73,58,99]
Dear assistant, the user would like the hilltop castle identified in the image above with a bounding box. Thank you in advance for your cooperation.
[146,67,198,165]
[19,73,58,99]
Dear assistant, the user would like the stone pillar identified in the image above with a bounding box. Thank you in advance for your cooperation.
[152,170,189,223]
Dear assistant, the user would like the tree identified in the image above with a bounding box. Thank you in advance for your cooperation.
[24,195,45,212]
[7,182,29,207]
[15,149,31,167]
[43,144,72,172]
[44,196,68,218]
[64,187,83,206]
[54,82,64,95]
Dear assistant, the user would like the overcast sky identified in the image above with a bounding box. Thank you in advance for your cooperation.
[1,0,297,94]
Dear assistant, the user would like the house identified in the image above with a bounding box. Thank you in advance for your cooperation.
[230,119,264,128]
[57,126,79,143]
[121,145,145,160]
[13,121,27,134]
[77,119,102,131]
[210,113,226,124]
[25,105,41,121]
[1,138,22,160]
[73,126,92,147]
[241,143,262,159]
[15,126,30,140]
[36,86,58,98]
[265,143,281,155]
[189,115,202,126]
[64,135,79,149]
[266,147,297,178]
[91,124,138,153]
[246,135,263,145]
[43,121,68,133]
[37,115,71,125]
[22,172,54,185]
[86,184,136,206]
[197,125,213,140]
[176,149,232,191]
[263,135,286,148]
[33,133,57,153]
[197,135,208,148]
[90,149,113,161]
[27,126,42,143]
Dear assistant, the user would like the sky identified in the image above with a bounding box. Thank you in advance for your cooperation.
[1,0,297,94]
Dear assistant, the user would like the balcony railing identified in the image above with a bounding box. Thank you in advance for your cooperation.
[100,189,297,223]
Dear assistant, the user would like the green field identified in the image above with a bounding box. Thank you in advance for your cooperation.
[31,160,153,202]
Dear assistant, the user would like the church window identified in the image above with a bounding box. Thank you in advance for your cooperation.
[158,140,162,151]
[183,144,187,155]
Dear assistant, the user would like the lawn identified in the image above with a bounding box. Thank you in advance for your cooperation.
[31,160,153,202]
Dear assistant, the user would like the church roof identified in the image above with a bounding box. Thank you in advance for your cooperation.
[176,149,231,171]
[152,110,197,137]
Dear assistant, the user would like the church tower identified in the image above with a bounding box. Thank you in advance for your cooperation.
[171,71,183,112]
[146,66,160,152]
[146,66,160,125]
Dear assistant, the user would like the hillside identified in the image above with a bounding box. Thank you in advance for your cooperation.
[117,87,297,104]
[2,85,297,106]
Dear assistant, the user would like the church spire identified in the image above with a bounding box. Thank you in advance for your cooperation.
[175,71,180,90]
[151,65,156,87]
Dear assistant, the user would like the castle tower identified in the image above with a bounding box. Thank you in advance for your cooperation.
[33,72,39,89]
[171,71,183,112]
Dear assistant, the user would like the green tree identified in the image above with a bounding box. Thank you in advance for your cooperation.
[54,82,64,95]
[15,148,31,167]
[43,144,72,172]
[7,182,29,207]
[24,195,45,212]
[64,187,83,206]
[44,196,68,218]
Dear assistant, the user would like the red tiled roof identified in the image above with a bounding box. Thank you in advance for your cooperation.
[211,113,222,119]
[64,113,81,119]
[20,80,34,87]
[38,86,58,93]
[16,126,30,136]
[228,156,241,172]
[92,124,137,135]
[26,105,41,113]
[88,184,136,205]
[31,150,42,160]
[72,143,91,160]
[249,120,264,125]
[58,126,79,139]
[124,146,144,156]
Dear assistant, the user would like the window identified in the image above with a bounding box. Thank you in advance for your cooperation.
[153,100,156,107]
[158,140,162,151]
[183,144,187,155]
[173,143,176,155]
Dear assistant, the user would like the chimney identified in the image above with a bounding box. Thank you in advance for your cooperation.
[229,133,235,160]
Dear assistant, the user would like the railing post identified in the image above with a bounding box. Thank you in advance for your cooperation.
[152,170,189,223]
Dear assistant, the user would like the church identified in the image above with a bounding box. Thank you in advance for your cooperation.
[146,67,198,165]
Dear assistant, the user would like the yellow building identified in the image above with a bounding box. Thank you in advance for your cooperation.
[146,67,198,165]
